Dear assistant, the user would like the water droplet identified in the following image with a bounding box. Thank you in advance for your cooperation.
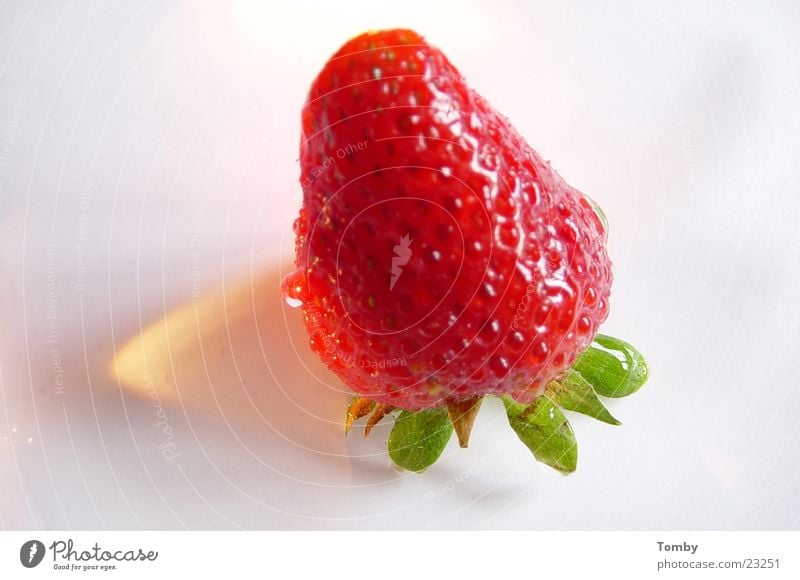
[479,318,501,342]
[508,331,527,350]
[489,355,510,378]
[280,270,307,308]
[585,286,598,306]
[530,340,549,364]
[480,282,497,299]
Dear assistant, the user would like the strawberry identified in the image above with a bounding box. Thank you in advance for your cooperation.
[284,29,649,473]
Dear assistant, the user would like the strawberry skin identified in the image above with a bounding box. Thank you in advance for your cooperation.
[287,29,612,411]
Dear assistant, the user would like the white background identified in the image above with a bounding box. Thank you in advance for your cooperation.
[1,0,799,529]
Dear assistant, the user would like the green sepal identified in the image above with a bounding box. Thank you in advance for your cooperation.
[502,395,578,475]
[547,370,621,425]
[388,408,453,472]
[573,334,649,398]
[584,193,609,234]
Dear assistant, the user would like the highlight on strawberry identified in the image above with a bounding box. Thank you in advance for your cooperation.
[283,29,649,473]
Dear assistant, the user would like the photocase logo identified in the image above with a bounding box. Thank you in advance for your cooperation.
[389,234,413,291]
[20,540,45,568]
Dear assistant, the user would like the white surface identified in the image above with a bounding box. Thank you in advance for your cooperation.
[1,0,799,530]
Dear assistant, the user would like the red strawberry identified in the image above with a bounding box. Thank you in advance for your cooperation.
[284,29,648,472]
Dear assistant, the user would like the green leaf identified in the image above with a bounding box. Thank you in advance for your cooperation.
[502,396,578,474]
[584,193,608,234]
[388,408,453,472]
[573,334,649,398]
[547,371,621,425]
